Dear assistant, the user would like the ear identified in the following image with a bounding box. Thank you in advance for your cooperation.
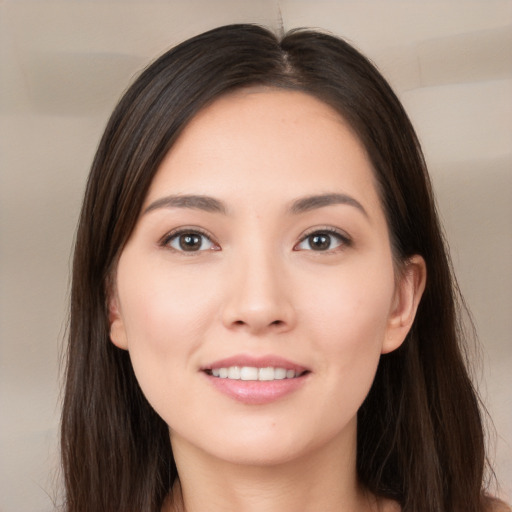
[108,292,129,351]
[382,255,427,354]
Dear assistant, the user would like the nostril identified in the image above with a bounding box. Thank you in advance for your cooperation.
[231,319,285,328]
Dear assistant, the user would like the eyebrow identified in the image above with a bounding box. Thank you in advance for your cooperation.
[143,194,227,215]
[289,193,368,217]
[143,192,367,217]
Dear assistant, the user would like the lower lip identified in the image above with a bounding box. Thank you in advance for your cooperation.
[204,373,308,405]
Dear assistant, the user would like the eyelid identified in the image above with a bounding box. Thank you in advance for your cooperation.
[294,226,352,252]
[159,226,220,252]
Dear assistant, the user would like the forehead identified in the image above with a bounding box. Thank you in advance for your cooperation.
[144,89,381,216]
[172,87,359,159]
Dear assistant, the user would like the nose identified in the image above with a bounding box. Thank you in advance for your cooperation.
[221,249,296,335]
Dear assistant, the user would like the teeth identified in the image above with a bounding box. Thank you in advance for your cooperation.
[258,367,274,381]
[209,366,299,381]
[227,366,241,379]
[240,366,259,380]
[274,368,287,380]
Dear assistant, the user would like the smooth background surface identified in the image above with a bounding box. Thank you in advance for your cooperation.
[0,1,510,510]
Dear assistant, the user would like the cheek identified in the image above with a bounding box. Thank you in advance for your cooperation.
[118,258,217,347]
[114,259,220,407]
[303,258,395,377]
[308,258,394,328]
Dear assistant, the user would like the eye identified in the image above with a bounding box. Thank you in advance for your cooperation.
[295,229,350,252]
[162,229,219,252]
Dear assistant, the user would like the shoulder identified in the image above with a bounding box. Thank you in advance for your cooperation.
[377,497,511,512]
[486,498,512,512]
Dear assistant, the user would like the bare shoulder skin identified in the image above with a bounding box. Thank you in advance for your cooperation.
[489,500,512,512]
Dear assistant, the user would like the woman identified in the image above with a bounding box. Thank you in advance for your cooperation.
[61,24,504,511]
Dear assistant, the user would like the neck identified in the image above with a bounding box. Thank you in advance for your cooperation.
[166,424,377,512]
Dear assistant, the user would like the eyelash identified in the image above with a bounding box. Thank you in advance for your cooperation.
[159,227,220,253]
[294,228,352,252]
[159,227,352,254]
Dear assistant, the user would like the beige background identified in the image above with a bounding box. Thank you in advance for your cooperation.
[0,1,510,510]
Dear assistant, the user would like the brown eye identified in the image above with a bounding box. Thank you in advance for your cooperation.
[295,230,349,252]
[165,230,217,252]
[178,233,203,251]
[308,233,331,251]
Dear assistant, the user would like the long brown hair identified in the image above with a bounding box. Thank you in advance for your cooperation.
[62,24,494,511]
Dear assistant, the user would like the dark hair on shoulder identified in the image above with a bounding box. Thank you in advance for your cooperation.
[62,23,494,512]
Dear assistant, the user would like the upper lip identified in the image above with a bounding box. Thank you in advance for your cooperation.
[201,354,309,374]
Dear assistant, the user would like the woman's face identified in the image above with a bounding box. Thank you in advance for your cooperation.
[109,89,423,466]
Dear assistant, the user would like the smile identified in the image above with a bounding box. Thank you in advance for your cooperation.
[202,356,310,403]
[207,366,302,381]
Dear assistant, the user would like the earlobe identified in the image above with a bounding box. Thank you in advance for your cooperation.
[108,295,129,350]
[382,255,427,354]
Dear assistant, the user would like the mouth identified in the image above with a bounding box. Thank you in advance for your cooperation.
[204,366,308,381]
[202,359,310,404]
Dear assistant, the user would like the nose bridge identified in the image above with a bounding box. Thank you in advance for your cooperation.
[222,237,294,333]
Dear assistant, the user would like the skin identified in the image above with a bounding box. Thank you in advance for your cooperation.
[109,89,426,512]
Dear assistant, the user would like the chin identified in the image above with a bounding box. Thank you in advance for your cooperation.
[171,417,355,469]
